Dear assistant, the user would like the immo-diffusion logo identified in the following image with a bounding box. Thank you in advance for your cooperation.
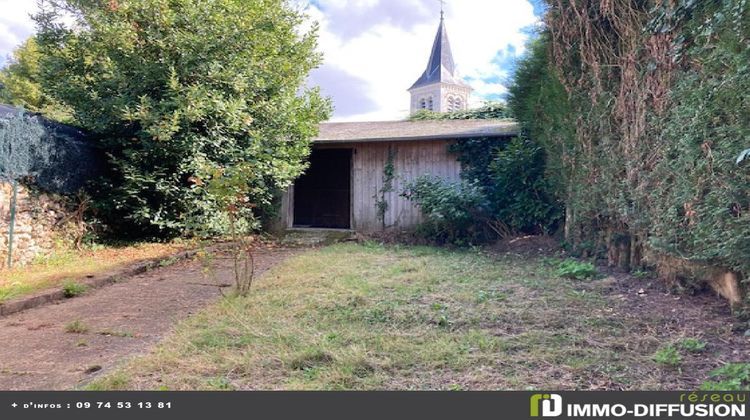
[530,394,563,417]
[528,392,746,418]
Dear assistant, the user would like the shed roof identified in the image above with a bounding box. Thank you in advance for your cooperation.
[314,119,518,144]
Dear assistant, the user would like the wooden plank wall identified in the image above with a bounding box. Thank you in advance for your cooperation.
[281,139,461,233]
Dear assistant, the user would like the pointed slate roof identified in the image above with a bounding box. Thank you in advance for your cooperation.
[408,15,470,91]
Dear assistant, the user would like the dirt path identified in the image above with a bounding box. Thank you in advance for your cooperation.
[0,246,298,390]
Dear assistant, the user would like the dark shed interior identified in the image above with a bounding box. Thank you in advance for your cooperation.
[293,148,352,229]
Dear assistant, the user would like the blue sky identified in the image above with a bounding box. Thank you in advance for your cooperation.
[0,0,543,121]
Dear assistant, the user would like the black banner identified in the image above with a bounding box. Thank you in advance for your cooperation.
[0,391,746,420]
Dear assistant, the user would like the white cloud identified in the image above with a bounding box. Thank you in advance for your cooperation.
[308,0,537,121]
[0,0,36,65]
[0,0,537,121]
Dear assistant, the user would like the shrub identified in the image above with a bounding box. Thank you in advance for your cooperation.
[409,102,510,121]
[486,136,562,234]
[449,136,561,236]
[62,280,88,298]
[652,345,682,367]
[35,0,331,239]
[64,320,89,334]
[409,102,560,236]
[701,363,750,391]
[401,176,488,245]
[648,4,750,276]
[679,338,707,353]
[556,260,597,280]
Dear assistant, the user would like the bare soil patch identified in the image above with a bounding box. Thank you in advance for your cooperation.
[0,244,297,390]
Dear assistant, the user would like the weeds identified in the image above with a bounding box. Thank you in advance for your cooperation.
[653,345,682,367]
[701,364,750,390]
[206,377,234,390]
[85,244,736,391]
[632,270,654,279]
[289,350,335,371]
[158,256,181,268]
[64,320,89,334]
[679,338,707,353]
[83,372,130,390]
[62,281,88,298]
[98,330,134,338]
[556,259,597,280]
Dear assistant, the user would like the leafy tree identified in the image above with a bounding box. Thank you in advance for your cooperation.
[34,0,331,238]
[0,38,73,123]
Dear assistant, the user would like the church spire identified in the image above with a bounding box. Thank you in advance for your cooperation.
[408,12,458,90]
[407,6,472,114]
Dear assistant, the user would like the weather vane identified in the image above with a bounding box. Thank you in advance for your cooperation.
[437,0,446,19]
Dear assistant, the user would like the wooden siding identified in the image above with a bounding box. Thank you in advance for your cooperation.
[282,139,461,233]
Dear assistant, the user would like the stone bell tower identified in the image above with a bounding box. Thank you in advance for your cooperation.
[408,10,473,114]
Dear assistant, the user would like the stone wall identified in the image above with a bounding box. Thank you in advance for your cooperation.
[0,181,78,268]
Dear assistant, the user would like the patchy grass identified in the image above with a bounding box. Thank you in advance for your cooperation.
[701,364,750,391]
[62,280,88,298]
[85,243,744,390]
[680,338,707,354]
[97,330,134,338]
[64,320,89,334]
[556,259,598,280]
[0,241,192,302]
[652,345,682,367]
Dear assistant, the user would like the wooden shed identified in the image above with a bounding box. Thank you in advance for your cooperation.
[280,119,518,233]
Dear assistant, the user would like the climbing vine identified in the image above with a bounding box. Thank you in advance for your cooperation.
[374,147,396,230]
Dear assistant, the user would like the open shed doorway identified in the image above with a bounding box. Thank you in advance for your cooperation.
[293,148,352,229]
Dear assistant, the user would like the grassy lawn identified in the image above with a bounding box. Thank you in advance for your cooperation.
[0,241,191,302]
[87,242,743,390]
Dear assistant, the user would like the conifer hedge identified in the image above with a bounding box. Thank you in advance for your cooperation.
[510,0,749,301]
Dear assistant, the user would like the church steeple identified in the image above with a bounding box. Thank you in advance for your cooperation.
[408,10,472,114]
[409,14,457,90]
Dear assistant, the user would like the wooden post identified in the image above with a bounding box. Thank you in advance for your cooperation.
[7,178,17,269]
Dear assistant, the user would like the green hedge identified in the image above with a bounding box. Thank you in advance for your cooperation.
[510,0,749,295]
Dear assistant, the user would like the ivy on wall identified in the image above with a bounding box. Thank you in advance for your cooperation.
[374,146,396,230]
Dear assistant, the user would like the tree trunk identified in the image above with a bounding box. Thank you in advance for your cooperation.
[564,184,575,245]
[629,235,643,271]
[617,235,631,272]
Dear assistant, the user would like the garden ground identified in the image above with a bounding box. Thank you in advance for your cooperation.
[0,244,297,390]
[86,242,748,391]
[0,241,194,302]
